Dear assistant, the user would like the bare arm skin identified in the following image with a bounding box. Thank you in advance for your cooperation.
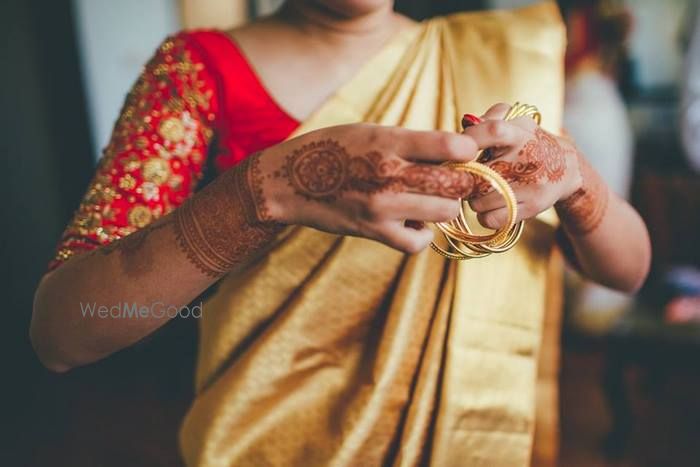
[553,149,650,292]
[465,104,651,292]
[31,125,477,372]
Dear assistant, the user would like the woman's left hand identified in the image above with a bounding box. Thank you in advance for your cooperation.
[462,103,584,229]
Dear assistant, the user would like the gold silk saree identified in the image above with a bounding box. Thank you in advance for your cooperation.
[180,2,566,466]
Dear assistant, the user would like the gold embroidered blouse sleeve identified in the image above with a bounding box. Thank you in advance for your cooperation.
[50,33,217,270]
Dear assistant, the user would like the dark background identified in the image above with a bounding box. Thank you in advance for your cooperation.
[2,0,194,464]
[3,0,699,465]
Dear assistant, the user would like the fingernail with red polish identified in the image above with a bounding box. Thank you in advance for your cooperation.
[461,113,482,129]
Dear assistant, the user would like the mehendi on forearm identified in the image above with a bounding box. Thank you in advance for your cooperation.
[174,153,283,277]
[555,154,609,236]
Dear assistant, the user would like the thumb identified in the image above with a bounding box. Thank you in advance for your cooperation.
[480,102,511,121]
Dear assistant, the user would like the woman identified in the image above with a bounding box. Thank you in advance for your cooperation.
[31,1,650,465]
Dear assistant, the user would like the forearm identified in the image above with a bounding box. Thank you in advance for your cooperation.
[32,215,209,372]
[555,156,650,292]
[31,157,281,372]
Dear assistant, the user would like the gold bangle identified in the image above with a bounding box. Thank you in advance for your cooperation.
[430,161,517,259]
[466,222,524,254]
[452,203,524,253]
[436,162,517,243]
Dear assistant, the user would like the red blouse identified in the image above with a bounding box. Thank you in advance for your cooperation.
[50,31,299,269]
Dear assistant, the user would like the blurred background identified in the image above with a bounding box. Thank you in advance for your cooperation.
[2,0,699,465]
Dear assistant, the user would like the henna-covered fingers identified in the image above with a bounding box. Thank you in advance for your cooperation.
[271,139,474,201]
[392,164,474,198]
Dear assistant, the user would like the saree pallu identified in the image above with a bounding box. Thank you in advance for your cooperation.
[180,3,566,466]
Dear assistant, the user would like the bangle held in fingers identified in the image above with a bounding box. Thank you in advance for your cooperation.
[430,161,520,260]
[431,102,541,260]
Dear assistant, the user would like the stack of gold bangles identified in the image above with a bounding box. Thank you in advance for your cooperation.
[430,102,541,260]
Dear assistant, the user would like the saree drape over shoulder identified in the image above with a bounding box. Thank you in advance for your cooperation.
[179,3,566,466]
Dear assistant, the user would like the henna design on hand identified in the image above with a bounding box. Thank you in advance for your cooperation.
[555,154,609,236]
[174,152,283,277]
[272,139,474,202]
[473,128,569,195]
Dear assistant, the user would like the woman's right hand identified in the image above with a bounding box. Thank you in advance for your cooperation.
[251,124,478,253]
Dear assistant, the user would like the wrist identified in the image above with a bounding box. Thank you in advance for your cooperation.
[174,155,284,278]
[557,146,585,203]
[235,150,289,226]
[554,154,609,236]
